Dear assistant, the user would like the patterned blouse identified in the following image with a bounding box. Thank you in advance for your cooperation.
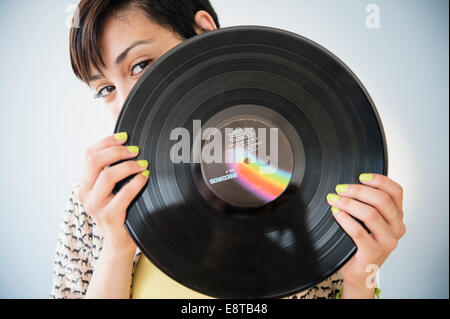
[51,180,344,299]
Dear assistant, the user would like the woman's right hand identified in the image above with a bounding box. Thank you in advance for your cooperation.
[77,132,149,254]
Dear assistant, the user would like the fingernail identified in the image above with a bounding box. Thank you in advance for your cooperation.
[137,160,148,168]
[331,206,340,215]
[127,146,139,154]
[335,184,349,193]
[114,132,128,141]
[327,193,340,203]
[359,173,373,182]
[142,170,150,178]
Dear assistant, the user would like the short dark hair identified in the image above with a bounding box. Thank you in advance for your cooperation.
[69,0,220,84]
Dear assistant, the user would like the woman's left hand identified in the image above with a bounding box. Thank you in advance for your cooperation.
[326,173,406,298]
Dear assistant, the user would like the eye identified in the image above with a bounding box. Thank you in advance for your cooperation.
[94,85,115,99]
[130,60,152,76]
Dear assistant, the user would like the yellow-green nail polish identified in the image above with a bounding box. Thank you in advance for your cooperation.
[335,184,349,193]
[327,193,340,203]
[114,132,128,141]
[127,146,139,154]
[359,173,373,182]
[331,206,340,215]
[142,170,150,178]
[137,160,148,168]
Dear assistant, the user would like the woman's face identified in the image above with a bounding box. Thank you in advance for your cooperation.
[88,8,215,120]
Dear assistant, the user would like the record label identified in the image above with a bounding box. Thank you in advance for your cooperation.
[198,105,295,208]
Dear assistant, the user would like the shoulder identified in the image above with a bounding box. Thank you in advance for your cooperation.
[285,271,344,299]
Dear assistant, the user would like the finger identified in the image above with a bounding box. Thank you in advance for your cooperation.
[82,145,140,190]
[330,208,379,252]
[358,173,403,213]
[326,193,392,240]
[85,132,129,157]
[92,160,149,200]
[333,205,400,253]
[334,183,400,225]
[79,133,129,192]
[109,169,150,212]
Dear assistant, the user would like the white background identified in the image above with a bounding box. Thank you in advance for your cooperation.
[0,0,448,298]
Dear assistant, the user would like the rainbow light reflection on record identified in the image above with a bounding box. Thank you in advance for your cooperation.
[228,152,292,202]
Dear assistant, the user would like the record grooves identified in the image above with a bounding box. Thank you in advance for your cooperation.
[114,26,388,298]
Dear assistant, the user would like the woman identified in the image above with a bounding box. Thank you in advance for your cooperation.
[51,0,406,299]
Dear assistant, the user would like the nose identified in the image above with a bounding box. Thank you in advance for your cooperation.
[116,80,136,111]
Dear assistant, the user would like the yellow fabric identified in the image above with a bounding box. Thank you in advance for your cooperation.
[131,255,213,299]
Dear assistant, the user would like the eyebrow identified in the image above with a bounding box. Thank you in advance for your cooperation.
[88,74,103,82]
[115,39,154,65]
[88,39,154,83]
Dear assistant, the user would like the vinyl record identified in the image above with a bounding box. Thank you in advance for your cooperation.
[114,26,388,298]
